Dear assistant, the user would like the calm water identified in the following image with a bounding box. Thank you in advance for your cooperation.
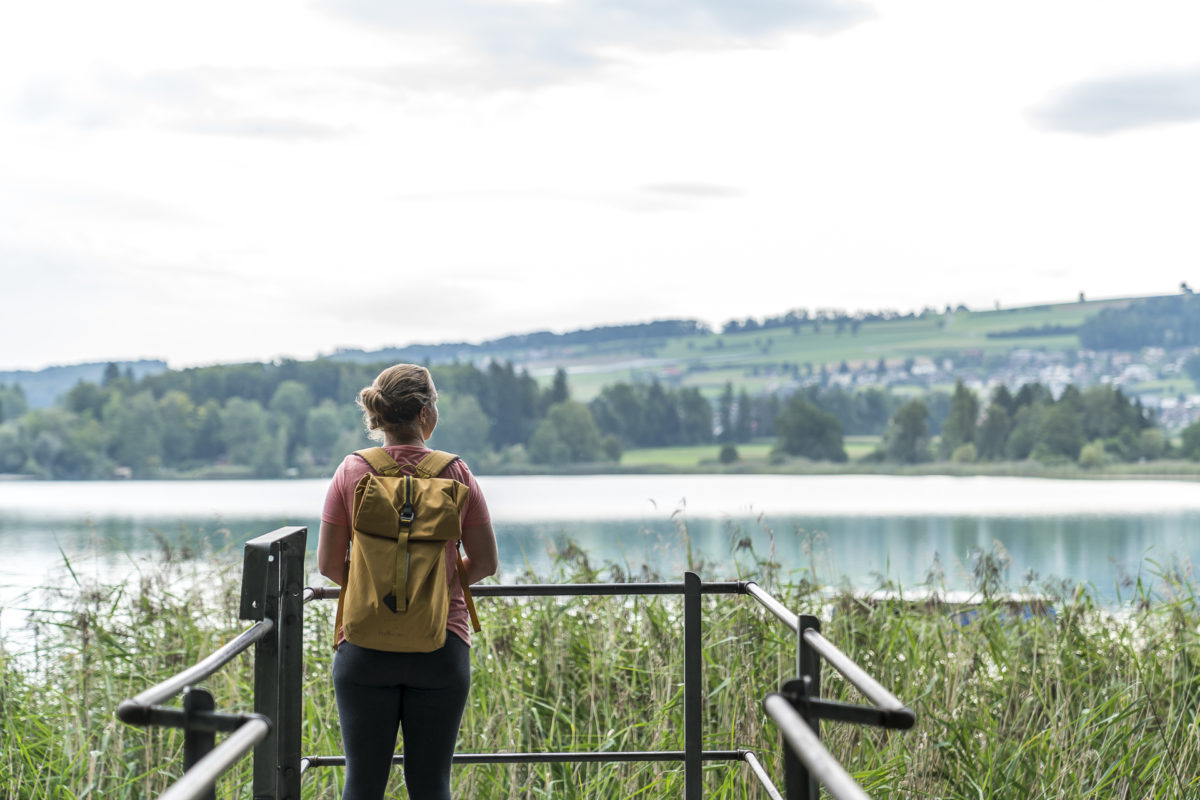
[2,475,1198,635]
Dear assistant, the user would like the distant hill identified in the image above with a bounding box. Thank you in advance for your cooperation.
[6,291,1199,411]
[328,319,711,364]
[0,360,168,409]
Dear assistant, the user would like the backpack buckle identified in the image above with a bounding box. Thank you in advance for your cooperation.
[398,475,415,527]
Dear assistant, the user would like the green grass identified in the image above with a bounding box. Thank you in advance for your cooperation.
[621,443,774,468]
[5,534,1199,799]
[621,438,881,468]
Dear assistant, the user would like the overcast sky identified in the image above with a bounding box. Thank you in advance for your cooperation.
[2,0,1199,371]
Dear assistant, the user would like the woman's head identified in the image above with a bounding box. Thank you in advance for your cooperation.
[357,364,438,443]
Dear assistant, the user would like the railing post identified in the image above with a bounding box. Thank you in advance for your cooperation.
[783,615,822,800]
[277,530,305,800]
[245,526,306,800]
[183,687,216,800]
[684,571,702,800]
[252,540,282,800]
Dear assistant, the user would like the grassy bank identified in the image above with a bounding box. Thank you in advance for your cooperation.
[2,545,1198,798]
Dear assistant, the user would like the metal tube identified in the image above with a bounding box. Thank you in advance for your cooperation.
[743,582,800,632]
[305,581,746,600]
[253,540,283,799]
[764,694,872,800]
[124,706,266,734]
[684,571,702,800]
[741,751,785,800]
[804,697,915,730]
[158,719,272,800]
[304,586,339,603]
[277,530,306,799]
[301,750,748,767]
[117,619,273,720]
[183,689,216,800]
[802,629,907,712]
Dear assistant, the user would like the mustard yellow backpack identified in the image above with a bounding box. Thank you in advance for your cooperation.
[335,448,479,653]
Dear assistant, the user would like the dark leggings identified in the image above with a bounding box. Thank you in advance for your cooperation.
[333,636,471,800]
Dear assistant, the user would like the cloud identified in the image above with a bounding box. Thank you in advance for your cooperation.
[1031,66,1200,135]
[15,66,353,140]
[643,181,741,198]
[322,0,872,87]
[175,116,349,141]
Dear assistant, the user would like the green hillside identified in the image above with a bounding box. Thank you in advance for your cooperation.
[511,298,1130,401]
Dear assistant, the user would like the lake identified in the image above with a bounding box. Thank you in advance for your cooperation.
[2,474,1199,636]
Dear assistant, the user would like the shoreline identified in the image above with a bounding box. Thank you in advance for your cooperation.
[4,459,1200,482]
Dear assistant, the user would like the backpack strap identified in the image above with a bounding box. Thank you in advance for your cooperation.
[414,450,460,478]
[354,447,402,476]
[456,543,482,633]
[414,449,482,633]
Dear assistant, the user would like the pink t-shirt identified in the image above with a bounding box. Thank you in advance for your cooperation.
[321,445,491,647]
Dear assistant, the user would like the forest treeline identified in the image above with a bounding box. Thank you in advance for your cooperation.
[1078,290,1200,350]
[0,358,1198,479]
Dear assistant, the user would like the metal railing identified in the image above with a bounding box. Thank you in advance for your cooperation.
[117,526,307,800]
[118,525,915,800]
[747,584,916,799]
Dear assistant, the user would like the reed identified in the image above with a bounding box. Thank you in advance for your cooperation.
[2,538,1197,799]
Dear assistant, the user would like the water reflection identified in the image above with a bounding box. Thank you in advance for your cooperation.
[1,508,1196,635]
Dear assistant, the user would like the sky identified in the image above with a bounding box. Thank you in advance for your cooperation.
[2,0,1199,371]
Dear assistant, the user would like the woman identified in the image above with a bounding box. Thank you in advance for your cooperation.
[318,364,498,800]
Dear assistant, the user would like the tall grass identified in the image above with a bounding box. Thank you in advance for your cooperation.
[2,535,1197,799]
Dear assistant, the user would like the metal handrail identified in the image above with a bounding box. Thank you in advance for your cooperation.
[117,526,307,800]
[302,577,914,800]
[763,694,870,800]
[302,748,748,769]
[117,619,274,724]
[744,581,800,630]
[157,718,272,800]
[801,628,911,716]
[744,581,914,724]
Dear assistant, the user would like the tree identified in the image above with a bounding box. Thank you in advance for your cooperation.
[270,381,314,438]
[305,402,343,466]
[775,396,847,462]
[882,400,931,463]
[1037,403,1084,461]
[103,391,163,476]
[64,381,107,420]
[676,388,713,445]
[542,368,570,411]
[158,390,198,465]
[1078,440,1106,468]
[734,389,753,442]
[975,405,1012,461]
[528,402,603,464]
[102,362,121,386]
[1005,404,1046,460]
[221,398,268,465]
[939,381,979,458]
[642,381,679,447]
[0,384,28,424]
[1180,419,1200,460]
[717,382,735,443]
[430,394,491,465]
[0,423,26,473]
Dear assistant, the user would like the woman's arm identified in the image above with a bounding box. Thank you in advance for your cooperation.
[317,521,350,586]
[459,521,498,584]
